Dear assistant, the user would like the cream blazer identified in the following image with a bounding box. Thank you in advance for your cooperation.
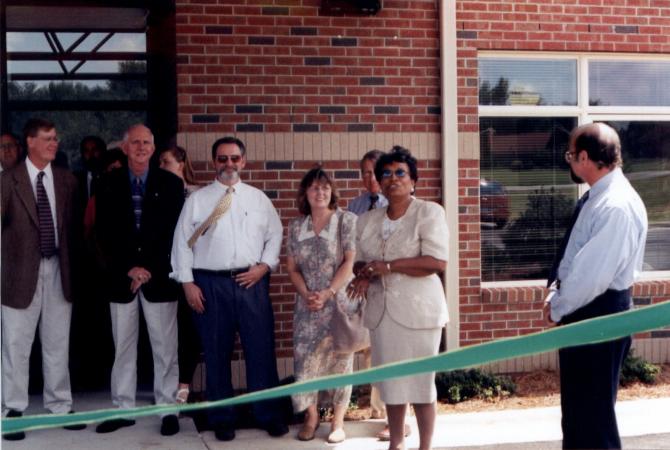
[356,198,449,330]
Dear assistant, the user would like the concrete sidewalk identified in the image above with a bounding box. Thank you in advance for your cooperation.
[4,393,670,450]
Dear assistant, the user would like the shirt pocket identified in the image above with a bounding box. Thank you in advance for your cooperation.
[243,208,267,242]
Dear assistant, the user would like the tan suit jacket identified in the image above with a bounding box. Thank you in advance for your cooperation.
[356,198,449,330]
[1,161,79,309]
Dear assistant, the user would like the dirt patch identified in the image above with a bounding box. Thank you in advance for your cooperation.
[345,364,670,420]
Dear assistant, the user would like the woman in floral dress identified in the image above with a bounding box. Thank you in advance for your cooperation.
[287,167,357,443]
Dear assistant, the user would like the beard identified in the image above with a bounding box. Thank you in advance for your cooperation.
[569,167,584,184]
[217,167,239,184]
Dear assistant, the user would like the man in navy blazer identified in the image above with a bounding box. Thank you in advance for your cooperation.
[94,124,184,436]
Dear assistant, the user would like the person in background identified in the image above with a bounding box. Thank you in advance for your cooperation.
[348,146,449,450]
[0,132,22,172]
[94,124,184,437]
[348,149,388,215]
[159,145,201,404]
[1,118,85,441]
[159,145,199,197]
[544,123,648,449]
[287,167,357,444]
[75,135,106,203]
[170,136,288,442]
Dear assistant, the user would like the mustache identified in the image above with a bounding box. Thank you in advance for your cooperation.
[217,167,239,182]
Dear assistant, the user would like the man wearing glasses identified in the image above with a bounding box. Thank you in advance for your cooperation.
[2,119,83,440]
[170,136,288,441]
[544,123,648,449]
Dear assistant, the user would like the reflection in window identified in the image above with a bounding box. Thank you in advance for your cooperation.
[606,121,670,271]
[590,61,670,107]
[480,117,578,282]
[479,59,577,106]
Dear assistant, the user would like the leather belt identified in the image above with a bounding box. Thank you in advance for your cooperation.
[194,267,248,277]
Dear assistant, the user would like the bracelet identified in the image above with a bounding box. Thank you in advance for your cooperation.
[386,262,392,273]
[328,287,337,297]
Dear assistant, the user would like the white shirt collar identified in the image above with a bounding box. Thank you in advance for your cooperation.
[297,210,339,242]
[25,157,53,183]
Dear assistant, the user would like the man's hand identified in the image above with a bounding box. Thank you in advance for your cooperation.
[128,266,151,294]
[235,263,269,289]
[183,282,206,314]
[543,301,556,327]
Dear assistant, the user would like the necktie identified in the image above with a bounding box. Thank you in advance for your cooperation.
[547,190,590,288]
[188,186,234,248]
[36,171,56,257]
[368,194,379,211]
[132,177,143,230]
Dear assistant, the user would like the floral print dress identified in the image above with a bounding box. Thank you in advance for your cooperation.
[288,209,357,412]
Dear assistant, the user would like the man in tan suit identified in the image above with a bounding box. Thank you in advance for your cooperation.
[1,118,84,440]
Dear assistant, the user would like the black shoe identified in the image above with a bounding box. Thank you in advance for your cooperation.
[63,411,87,430]
[160,414,179,436]
[214,424,236,441]
[263,422,289,437]
[3,410,25,441]
[95,418,136,433]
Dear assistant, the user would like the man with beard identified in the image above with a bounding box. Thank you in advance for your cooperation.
[170,136,288,441]
[544,122,648,449]
[94,124,183,436]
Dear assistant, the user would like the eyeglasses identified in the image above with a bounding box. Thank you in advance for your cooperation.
[216,155,242,163]
[381,168,408,179]
[0,143,18,151]
[564,150,578,163]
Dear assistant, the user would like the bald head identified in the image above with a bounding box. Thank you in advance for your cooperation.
[570,122,622,170]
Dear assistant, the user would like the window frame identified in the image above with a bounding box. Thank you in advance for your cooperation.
[478,51,670,285]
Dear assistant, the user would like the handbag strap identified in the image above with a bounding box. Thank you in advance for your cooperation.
[335,209,344,266]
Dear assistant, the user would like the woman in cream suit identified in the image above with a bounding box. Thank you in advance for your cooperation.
[348,146,449,450]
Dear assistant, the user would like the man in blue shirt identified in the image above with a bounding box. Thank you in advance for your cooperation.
[348,149,388,216]
[544,122,648,449]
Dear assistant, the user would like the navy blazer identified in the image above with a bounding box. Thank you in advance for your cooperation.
[95,165,184,303]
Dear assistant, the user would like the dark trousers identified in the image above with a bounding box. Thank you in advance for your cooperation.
[177,291,202,385]
[192,270,282,428]
[558,288,632,450]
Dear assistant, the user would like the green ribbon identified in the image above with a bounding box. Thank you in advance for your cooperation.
[4,300,670,433]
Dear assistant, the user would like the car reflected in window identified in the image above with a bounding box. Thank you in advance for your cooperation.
[480,179,510,229]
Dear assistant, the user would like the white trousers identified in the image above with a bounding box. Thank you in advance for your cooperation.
[109,290,178,410]
[2,257,73,414]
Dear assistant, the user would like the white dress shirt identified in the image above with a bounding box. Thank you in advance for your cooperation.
[170,179,283,283]
[25,157,59,248]
[551,168,648,322]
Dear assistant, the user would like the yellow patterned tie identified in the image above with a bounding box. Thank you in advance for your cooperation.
[187,186,234,248]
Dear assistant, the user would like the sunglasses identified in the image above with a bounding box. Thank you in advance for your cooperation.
[381,168,408,179]
[216,155,242,163]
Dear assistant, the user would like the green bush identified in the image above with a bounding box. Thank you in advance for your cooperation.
[435,369,517,404]
[620,349,661,386]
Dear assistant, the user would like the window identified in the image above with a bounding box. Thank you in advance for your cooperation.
[479,54,670,282]
[1,2,176,168]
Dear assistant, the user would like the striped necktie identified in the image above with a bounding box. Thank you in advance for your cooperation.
[132,177,143,230]
[36,171,56,257]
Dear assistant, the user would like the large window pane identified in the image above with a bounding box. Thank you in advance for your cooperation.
[605,121,670,271]
[479,59,577,106]
[590,61,670,107]
[480,117,578,282]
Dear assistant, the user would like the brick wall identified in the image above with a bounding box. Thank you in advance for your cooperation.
[176,0,441,134]
[175,0,446,358]
[455,0,670,352]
